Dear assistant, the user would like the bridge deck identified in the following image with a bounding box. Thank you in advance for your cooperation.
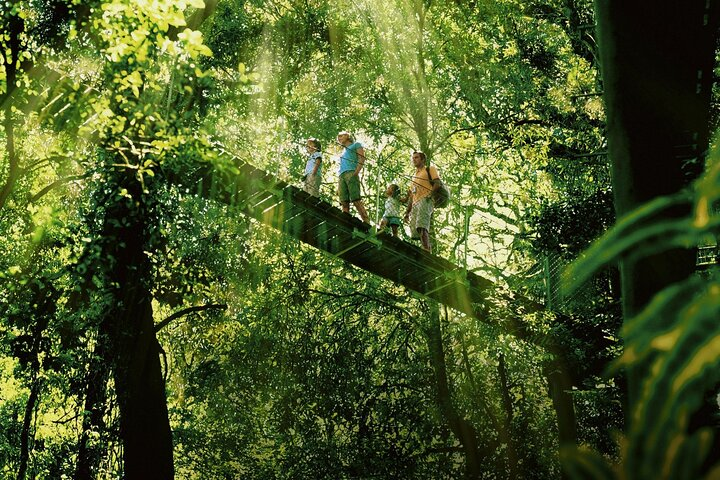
[191,152,496,322]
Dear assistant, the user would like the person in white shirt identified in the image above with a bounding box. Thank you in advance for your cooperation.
[303,137,322,196]
[379,184,403,237]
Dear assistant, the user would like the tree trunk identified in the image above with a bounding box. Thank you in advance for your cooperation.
[424,304,483,479]
[545,360,576,479]
[0,108,19,211]
[595,0,717,322]
[0,9,26,211]
[99,169,174,479]
[75,322,113,480]
[114,296,173,480]
[496,355,520,479]
[595,0,720,467]
[16,285,55,480]
[16,380,40,480]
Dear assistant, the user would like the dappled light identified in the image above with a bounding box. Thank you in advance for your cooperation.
[2,1,720,479]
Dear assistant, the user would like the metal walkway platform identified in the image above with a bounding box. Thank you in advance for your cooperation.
[167,147,568,354]
[186,149,496,319]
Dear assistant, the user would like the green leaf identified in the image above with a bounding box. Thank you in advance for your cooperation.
[563,192,695,294]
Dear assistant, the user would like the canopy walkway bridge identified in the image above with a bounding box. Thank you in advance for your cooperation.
[194,148,496,312]
[39,71,616,371]
[177,147,585,357]
[37,69,557,350]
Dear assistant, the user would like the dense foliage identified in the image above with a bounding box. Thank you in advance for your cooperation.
[1,0,718,479]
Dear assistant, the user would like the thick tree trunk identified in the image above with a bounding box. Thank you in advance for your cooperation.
[100,170,174,479]
[595,0,719,405]
[595,0,720,467]
[114,295,173,480]
[595,0,717,322]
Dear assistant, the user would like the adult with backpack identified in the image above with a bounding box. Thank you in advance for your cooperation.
[403,150,448,252]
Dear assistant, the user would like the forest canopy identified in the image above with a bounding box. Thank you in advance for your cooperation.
[1,0,719,479]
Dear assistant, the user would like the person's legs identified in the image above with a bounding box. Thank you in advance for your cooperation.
[345,173,368,223]
[411,198,433,251]
[409,207,420,239]
[353,200,369,223]
[338,172,351,213]
[418,227,431,251]
[387,217,401,237]
[305,174,320,196]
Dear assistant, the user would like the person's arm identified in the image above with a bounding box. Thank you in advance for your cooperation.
[354,147,365,176]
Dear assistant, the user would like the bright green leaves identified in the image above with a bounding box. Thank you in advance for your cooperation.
[7,265,23,275]
[85,0,216,180]
[99,0,195,39]
[237,62,260,84]
[97,0,213,69]
[98,0,205,62]
[177,28,213,59]
[120,70,144,98]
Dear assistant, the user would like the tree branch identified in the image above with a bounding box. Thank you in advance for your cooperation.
[30,174,89,203]
[154,303,227,332]
[306,288,412,316]
[439,114,550,149]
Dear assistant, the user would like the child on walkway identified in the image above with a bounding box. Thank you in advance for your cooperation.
[379,183,403,237]
[303,138,322,196]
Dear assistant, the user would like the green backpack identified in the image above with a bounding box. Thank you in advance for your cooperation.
[426,166,450,208]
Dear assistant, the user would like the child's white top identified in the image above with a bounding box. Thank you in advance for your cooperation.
[304,152,322,176]
[384,196,402,218]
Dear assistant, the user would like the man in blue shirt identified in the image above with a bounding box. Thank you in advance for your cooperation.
[336,131,369,223]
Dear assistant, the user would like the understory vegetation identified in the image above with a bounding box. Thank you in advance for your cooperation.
[1,0,719,479]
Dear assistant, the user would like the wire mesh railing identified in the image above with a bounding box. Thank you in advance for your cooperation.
[542,253,600,314]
